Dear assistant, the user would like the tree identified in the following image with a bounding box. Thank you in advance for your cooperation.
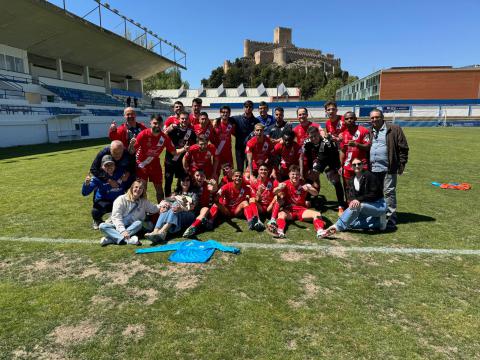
[143,68,189,95]
[310,78,344,101]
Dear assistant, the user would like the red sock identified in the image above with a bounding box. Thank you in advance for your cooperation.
[313,217,326,231]
[271,202,280,219]
[209,204,218,220]
[244,205,253,221]
[249,203,259,218]
[277,218,286,231]
[192,219,201,228]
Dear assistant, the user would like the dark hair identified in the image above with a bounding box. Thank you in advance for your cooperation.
[283,130,295,140]
[259,101,268,108]
[220,105,231,113]
[151,114,163,123]
[307,126,319,135]
[370,108,384,119]
[174,174,192,194]
[244,100,254,107]
[296,107,308,115]
[173,101,184,107]
[197,134,208,143]
[200,111,209,118]
[179,111,190,118]
[324,101,337,110]
[192,98,202,105]
[274,107,284,113]
[344,111,356,119]
[289,164,300,173]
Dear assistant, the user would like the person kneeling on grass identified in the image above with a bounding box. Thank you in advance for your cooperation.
[145,175,198,244]
[322,158,387,237]
[99,180,160,246]
[82,155,127,229]
[271,165,327,239]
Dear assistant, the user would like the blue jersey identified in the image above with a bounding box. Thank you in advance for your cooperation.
[257,114,275,127]
[136,240,240,263]
[82,169,127,202]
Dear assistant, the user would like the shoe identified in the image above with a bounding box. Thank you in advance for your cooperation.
[183,226,197,237]
[379,214,387,231]
[126,235,141,246]
[248,216,258,231]
[273,231,286,239]
[150,230,167,246]
[338,206,344,216]
[92,220,101,230]
[317,226,336,239]
[100,237,115,247]
[254,221,265,232]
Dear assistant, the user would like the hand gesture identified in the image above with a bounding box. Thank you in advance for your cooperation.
[121,230,130,239]
[85,175,91,186]
[278,182,286,190]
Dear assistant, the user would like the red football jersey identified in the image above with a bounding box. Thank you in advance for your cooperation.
[195,182,211,208]
[325,115,346,137]
[189,113,200,126]
[164,116,179,129]
[250,177,278,207]
[293,121,321,145]
[134,129,175,167]
[245,136,273,170]
[218,182,249,208]
[273,142,302,170]
[212,120,235,156]
[282,179,308,207]
[193,122,215,143]
[340,125,371,171]
[184,143,216,178]
[219,175,233,187]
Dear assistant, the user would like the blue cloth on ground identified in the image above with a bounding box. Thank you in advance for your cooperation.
[135,240,240,263]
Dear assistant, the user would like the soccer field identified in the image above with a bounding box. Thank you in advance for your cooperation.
[1,128,479,359]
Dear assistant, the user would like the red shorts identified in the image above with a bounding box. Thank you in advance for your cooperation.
[217,152,234,169]
[136,160,163,184]
[284,205,307,221]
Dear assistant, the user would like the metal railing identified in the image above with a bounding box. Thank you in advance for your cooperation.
[48,0,186,69]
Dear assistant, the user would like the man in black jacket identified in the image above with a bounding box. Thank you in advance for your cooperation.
[369,109,409,229]
[321,158,387,237]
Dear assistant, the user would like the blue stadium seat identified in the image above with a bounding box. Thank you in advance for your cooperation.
[43,85,124,107]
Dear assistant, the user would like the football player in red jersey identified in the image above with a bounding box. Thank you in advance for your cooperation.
[219,162,234,187]
[339,111,371,200]
[245,123,273,181]
[212,105,236,179]
[189,98,202,126]
[163,101,184,131]
[324,101,346,142]
[293,107,325,146]
[182,169,219,237]
[206,169,262,230]
[271,165,327,239]
[108,107,147,151]
[247,164,277,230]
[272,130,302,181]
[183,135,218,179]
[134,116,182,202]
[193,111,215,143]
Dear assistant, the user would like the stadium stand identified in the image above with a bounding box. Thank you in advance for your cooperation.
[43,85,123,107]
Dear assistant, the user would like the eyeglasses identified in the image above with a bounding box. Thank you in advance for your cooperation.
[345,117,355,120]
[244,105,253,109]
[351,163,363,167]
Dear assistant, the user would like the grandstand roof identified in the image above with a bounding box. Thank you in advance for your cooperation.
[0,0,184,80]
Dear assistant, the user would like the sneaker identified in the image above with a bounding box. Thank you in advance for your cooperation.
[379,214,387,231]
[338,206,344,217]
[92,220,101,230]
[100,237,115,247]
[126,235,141,246]
[254,221,265,232]
[273,231,286,239]
[317,226,336,239]
[150,230,167,246]
[248,216,258,231]
[183,226,197,238]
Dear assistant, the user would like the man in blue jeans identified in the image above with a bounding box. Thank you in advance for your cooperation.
[322,158,387,237]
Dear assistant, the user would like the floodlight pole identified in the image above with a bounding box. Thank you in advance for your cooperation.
[98,5,102,28]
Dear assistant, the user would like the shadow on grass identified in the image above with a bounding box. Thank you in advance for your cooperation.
[0,138,109,160]
[397,212,436,224]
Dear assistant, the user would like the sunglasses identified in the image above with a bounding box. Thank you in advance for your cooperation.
[244,105,253,108]
[351,163,363,167]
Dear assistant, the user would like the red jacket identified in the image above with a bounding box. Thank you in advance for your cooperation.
[108,122,147,148]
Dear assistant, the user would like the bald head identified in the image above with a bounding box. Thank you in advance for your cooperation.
[110,140,124,160]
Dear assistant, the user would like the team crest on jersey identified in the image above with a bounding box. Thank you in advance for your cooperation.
[364,134,370,142]
[239,188,245,196]
[157,136,165,147]
[266,181,273,190]
[262,142,269,152]
[353,130,360,140]
[337,121,343,130]
[205,129,211,137]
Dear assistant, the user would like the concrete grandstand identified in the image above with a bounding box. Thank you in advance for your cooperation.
[0,0,186,147]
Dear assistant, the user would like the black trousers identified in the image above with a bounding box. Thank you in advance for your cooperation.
[92,200,113,222]
[164,158,186,197]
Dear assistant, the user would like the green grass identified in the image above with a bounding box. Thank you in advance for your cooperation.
[1,128,479,359]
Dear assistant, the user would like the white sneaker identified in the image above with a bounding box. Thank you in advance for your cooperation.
[100,237,115,247]
[127,235,141,246]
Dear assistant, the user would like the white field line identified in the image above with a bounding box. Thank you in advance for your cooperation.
[1,236,480,256]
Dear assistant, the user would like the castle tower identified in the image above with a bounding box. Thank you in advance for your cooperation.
[274,27,292,45]
[244,39,251,58]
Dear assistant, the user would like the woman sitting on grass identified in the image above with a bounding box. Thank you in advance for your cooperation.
[145,174,198,245]
[321,158,387,237]
[99,180,160,246]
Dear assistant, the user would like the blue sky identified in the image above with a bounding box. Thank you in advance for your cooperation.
[55,0,480,87]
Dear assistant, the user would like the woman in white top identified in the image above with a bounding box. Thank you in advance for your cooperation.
[99,180,160,246]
